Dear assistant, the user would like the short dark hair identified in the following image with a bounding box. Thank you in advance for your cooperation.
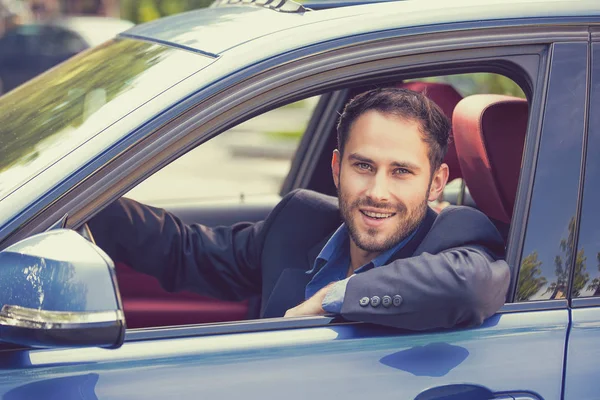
[336,87,451,172]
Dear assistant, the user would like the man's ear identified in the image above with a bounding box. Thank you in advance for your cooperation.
[331,149,341,190]
[428,162,449,202]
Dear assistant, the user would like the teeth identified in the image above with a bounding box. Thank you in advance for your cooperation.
[362,211,394,219]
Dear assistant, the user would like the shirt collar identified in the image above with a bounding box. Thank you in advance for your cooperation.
[306,222,419,275]
[355,227,418,273]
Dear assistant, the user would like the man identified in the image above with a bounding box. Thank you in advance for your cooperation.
[89,88,510,330]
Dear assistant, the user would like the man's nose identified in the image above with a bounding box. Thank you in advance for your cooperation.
[366,171,390,202]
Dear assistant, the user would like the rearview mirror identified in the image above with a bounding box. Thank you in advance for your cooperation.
[0,229,125,349]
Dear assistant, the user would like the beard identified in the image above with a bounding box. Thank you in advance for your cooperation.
[338,184,429,253]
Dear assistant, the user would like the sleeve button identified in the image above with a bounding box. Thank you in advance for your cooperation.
[359,297,370,307]
[370,296,381,307]
[382,295,392,307]
[393,295,403,307]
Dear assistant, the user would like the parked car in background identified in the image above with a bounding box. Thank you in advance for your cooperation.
[0,16,133,94]
[0,0,599,398]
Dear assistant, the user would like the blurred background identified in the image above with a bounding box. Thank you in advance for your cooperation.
[0,0,214,95]
[0,0,211,28]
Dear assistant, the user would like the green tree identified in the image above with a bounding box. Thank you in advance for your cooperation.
[546,217,589,298]
[586,252,600,295]
[0,40,165,174]
[516,251,546,301]
[120,0,213,24]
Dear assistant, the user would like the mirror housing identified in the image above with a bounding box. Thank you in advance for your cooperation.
[0,229,125,349]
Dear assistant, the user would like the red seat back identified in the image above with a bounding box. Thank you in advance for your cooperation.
[116,262,249,328]
[452,94,528,224]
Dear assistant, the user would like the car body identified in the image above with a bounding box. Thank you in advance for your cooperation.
[0,16,134,94]
[0,0,599,398]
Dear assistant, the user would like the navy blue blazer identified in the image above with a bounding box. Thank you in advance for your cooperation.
[89,189,510,330]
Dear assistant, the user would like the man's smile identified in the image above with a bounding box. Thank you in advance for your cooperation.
[360,209,396,219]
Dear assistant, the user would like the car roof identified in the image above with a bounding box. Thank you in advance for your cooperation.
[301,0,403,10]
[122,0,600,56]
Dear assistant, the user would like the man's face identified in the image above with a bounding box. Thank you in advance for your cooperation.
[332,110,448,254]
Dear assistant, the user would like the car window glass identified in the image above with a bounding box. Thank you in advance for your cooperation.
[573,43,600,299]
[515,43,587,301]
[125,97,320,206]
[0,38,212,201]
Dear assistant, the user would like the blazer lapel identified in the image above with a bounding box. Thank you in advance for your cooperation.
[386,207,438,262]
[261,268,313,318]
[261,235,332,318]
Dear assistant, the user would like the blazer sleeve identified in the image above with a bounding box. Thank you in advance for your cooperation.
[340,246,510,330]
[339,206,510,330]
[88,193,296,302]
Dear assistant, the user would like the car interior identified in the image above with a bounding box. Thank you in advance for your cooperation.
[111,72,530,329]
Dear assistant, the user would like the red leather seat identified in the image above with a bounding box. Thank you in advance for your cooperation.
[452,94,529,225]
[116,262,249,329]
[397,81,464,182]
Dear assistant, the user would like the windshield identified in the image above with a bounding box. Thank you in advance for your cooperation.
[0,38,213,200]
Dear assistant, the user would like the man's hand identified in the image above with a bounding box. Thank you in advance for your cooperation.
[284,283,334,317]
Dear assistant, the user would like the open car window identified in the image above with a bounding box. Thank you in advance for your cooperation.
[116,70,530,330]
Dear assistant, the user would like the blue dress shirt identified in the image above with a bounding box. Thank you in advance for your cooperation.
[305,223,417,314]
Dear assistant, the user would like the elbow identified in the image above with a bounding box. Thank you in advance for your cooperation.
[459,259,511,326]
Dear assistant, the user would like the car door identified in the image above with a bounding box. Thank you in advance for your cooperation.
[563,35,600,400]
[0,18,589,399]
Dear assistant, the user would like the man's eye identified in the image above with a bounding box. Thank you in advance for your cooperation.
[394,168,410,175]
[356,163,372,171]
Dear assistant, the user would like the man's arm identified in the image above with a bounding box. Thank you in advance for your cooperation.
[88,196,282,302]
[339,246,510,330]
[284,206,510,329]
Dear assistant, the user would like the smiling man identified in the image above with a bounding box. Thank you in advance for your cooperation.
[89,88,510,330]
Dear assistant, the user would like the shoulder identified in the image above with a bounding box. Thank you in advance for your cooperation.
[282,189,338,211]
[260,189,342,264]
[271,189,339,221]
[435,205,497,229]
[416,205,505,257]
[264,189,341,235]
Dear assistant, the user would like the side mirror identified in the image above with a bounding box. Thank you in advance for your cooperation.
[0,229,125,349]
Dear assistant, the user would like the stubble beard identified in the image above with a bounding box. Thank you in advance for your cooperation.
[338,183,429,253]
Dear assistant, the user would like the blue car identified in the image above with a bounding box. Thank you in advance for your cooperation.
[0,0,599,398]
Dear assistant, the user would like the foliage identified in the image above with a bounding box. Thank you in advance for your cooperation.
[587,252,600,296]
[545,216,589,298]
[120,0,213,23]
[517,216,593,301]
[265,129,304,141]
[516,251,546,301]
[0,39,164,174]
[417,73,526,98]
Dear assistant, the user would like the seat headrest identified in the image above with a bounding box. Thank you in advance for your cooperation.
[397,82,463,181]
[453,94,528,224]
